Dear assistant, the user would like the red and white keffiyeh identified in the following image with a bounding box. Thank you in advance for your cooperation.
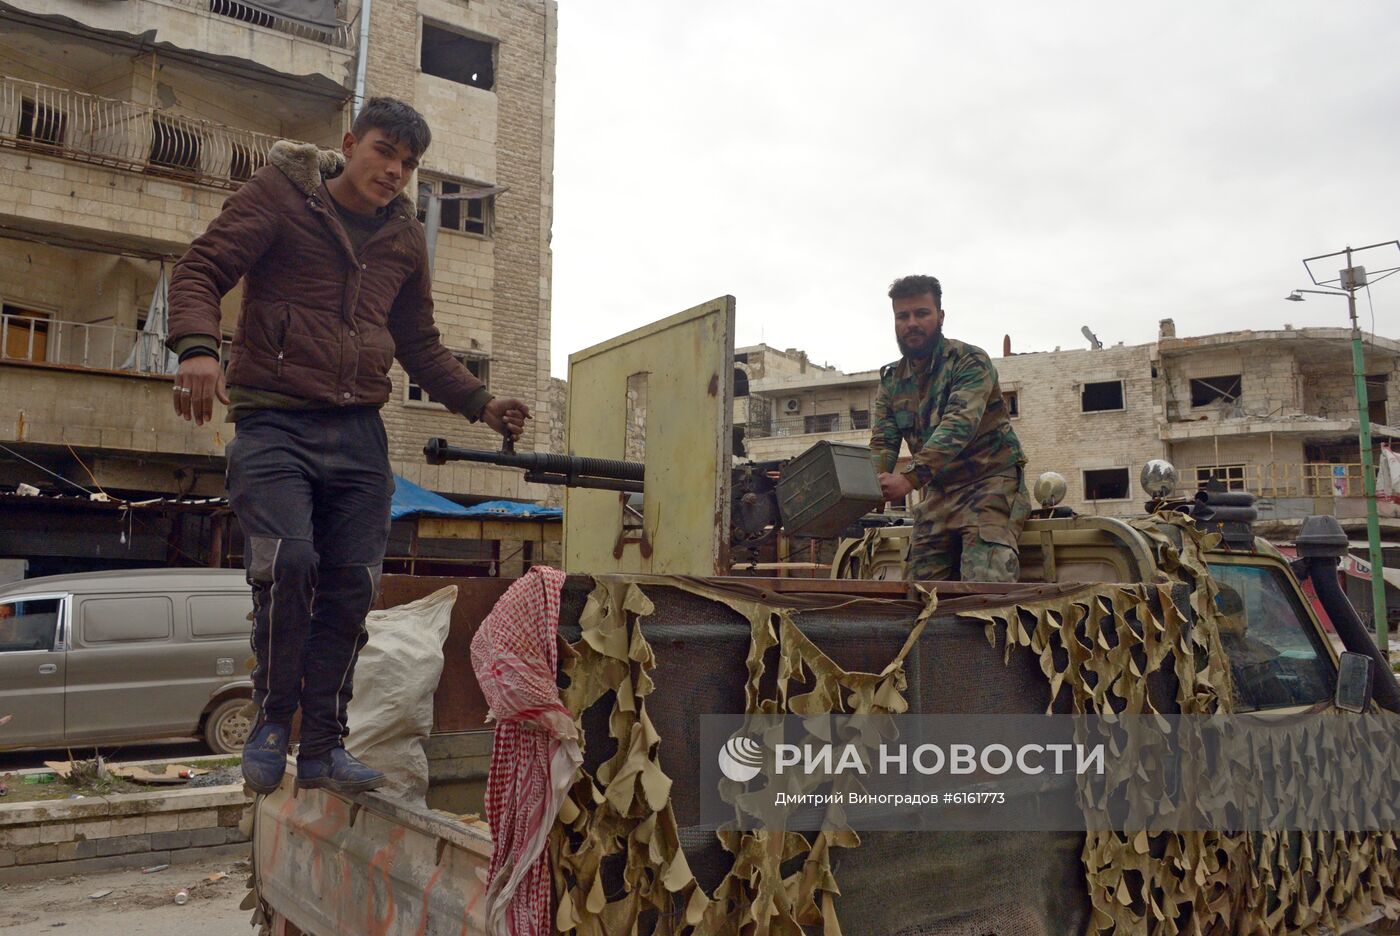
[471,566,581,936]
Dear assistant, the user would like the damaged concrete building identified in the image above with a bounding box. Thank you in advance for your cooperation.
[738,320,1400,535]
[0,0,558,577]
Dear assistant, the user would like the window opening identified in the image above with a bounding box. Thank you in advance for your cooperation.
[849,409,871,430]
[1367,374,1389,427]
[1190,374,1242,408]
[1083,467,1130,500]
[421,23,495,90]
[229,142,265,183]
[149,118,201,175]
[1195,464,1246,492]
[1080,380,1123,412]
[804,413,839,434]
[407,351,489,404]
[416,178,492,236]
[1003,390,1019,417]
[18,98,66,147]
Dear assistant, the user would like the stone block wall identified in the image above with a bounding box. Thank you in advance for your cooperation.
[0,784,251,883]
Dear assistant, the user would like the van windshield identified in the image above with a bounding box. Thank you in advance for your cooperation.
[1208,563,1335,712]
[0,597,61,653]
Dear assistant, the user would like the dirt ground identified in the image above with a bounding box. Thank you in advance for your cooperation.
[0,856,257,935]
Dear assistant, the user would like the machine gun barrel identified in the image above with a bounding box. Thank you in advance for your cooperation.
[423,438,645,493]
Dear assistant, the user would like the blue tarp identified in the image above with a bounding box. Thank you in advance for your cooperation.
[390,475,562,521]
[457,499,562,520]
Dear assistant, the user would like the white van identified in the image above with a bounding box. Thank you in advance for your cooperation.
[0,568,254,754]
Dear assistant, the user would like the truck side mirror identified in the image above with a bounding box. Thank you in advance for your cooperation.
[1335,652,1375,713]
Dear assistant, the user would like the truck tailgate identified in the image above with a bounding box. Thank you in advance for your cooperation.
[253,771,493,935]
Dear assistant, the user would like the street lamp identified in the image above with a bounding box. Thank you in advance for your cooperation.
[1288,239,1400,653]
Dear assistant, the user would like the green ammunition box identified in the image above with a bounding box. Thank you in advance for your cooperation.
[777,441,884,538]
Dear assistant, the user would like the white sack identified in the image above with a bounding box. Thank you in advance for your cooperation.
[345,585,457,805]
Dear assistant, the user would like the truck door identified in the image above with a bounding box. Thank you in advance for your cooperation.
[1208,562,1337,711]
[0,595,67,748]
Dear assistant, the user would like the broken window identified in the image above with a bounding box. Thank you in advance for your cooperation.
[18,98,66,148]
[148,118,201,175]
[416,177,493,237]
[804,413,839,434]
[1083,467,1130,501]
[407,351,488,405]
[733,368,749,398]
[1367,374,1390,427]
[849,409,870,430]
[1002,390,1019,418]
[421,23,495,90]
[1080,380,1123,413]
[1189,374,1242,408]
[1195,464,1246,492]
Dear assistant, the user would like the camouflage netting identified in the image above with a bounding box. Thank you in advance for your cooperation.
[550,514,1400,934]
[963,513,1400,934]
[551,576,938,934]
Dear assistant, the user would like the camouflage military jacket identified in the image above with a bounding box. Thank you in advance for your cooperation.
[870,334,1026,491]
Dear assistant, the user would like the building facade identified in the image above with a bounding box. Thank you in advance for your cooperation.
[0,0,557,573]
[737,322,1400,531]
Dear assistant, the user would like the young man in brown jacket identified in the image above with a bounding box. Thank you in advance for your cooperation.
[167,98,529,795]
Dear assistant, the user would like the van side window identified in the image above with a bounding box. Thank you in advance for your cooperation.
[80,597,173,643]
[1208,563,1335,712]
[189,594,254,638]
[0,598,61,652]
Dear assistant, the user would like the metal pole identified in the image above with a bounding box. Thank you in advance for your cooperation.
[1345,247,1389,652]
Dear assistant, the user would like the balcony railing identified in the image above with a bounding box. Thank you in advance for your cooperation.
[164,0,357,48]
[0,311,233,376]
[764,412,873,437]
[1193,462,1369,499]
[0,75,289,191]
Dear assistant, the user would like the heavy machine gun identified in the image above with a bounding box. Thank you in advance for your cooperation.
[424,436,644,493]
[424,436,891,559]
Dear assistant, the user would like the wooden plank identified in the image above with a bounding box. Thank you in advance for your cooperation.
[415,517,483,540]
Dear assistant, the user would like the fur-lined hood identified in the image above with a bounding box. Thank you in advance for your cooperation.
[267,140,416,217]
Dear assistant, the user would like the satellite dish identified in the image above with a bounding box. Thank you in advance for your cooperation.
[1081,325,1103,350]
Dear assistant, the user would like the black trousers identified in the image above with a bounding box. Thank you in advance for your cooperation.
[226,407,393,756]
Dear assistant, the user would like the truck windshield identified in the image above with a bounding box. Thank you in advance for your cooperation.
[1207,563,1335,712]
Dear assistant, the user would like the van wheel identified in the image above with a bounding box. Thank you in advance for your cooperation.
[205,698,256,754]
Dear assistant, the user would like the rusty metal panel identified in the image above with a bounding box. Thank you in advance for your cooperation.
[254,778,493,936]
[564,297,736,576]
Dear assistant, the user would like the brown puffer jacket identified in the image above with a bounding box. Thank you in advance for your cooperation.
[167,141,489,417]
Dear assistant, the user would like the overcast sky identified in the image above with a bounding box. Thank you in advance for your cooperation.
[549,2,1400,378]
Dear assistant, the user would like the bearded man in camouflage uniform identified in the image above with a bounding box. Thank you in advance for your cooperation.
[870,274,1030,582]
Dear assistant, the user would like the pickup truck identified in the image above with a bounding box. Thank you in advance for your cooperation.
[248,500,1399,934]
